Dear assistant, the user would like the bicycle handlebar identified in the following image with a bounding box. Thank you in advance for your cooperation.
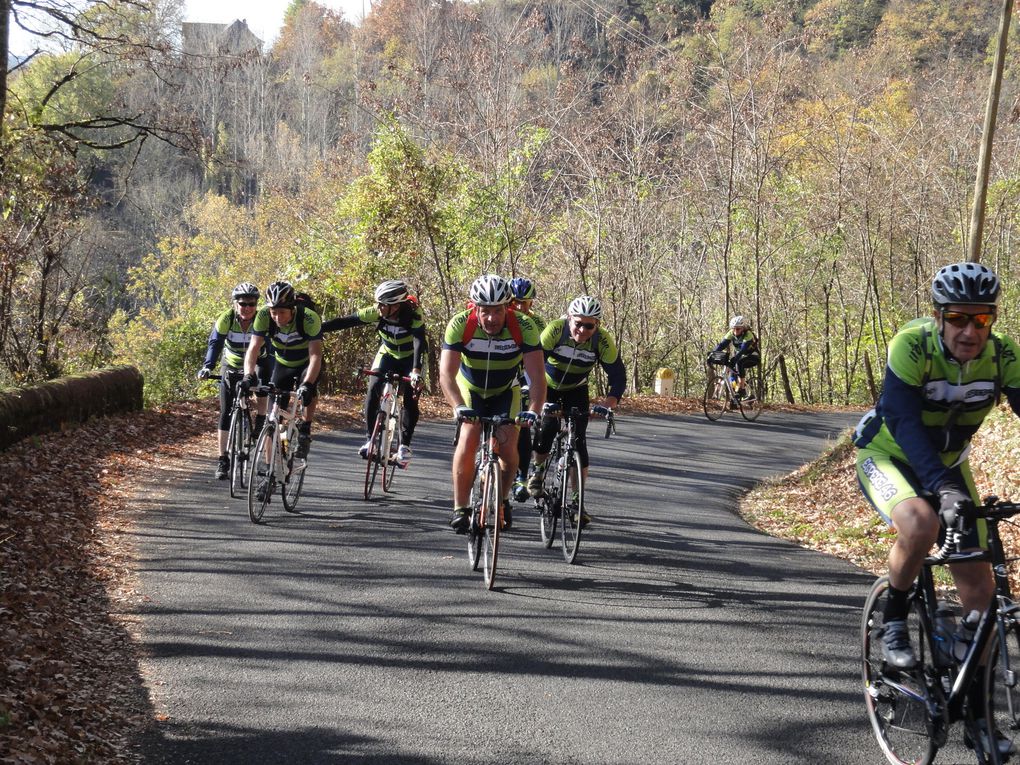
[358,368,413,384]
[929,496,1020,563]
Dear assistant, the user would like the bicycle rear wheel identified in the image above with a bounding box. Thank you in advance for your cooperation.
[381,408,400,493]
[861,576,938,765]
[703,375,728,421]
[482,460,501,590]
[364,414,385,500]
[248,426,276,524]
[281,434,306,514]
[985,610,1020,763]
[738,379,762,422]
[560,451,584,564]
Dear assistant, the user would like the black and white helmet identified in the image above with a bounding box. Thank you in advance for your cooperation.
[469,274,512,306]
[729,315,749,330]
[374,279,410,305]
[265,281,296,308]
[568,295,602,319]
[232,282,259,300]
[931,262,1000,307]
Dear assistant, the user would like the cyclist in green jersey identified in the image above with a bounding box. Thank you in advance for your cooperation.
[241,281,323,460]
[321,279,427,467]
[440,274,546,533]
[508,277,547,501]
[711,315,759,401]
[526,295,625,526]
[197,282,274,479]
[854,263,1020,753]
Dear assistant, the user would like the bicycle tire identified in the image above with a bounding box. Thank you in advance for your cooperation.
[281,431,306,513]
[985,610,1020,763]
[703,375,728,421]
[538,492,557,548]
[248,425,276,524]
[861,576,938,765]
[482,459,501,590]
[228,406,252,498]
[560,451,584,564]
[738,379,762,422]
[364,413,385,500]
[381,407,400,493]
[467,460,483,571]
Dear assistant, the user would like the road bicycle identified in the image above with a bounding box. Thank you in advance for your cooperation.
[458,413,514,590]
[534,404,615,564]
[210,372,257,499]
[703,351,762,422]
[862,497,1020,764]
[247,384,309,524]
[359,368,413,500]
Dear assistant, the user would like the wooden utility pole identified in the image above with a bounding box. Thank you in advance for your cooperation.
[968,0,1014,263]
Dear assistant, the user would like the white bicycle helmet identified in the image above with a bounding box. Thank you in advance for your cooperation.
[729,315,749,330]
[568,295,603,319]
[232,282,259,300]
[931,262,1000,307]
[374,279,410,305]
[469,274,512,306]
[265,281,296,308]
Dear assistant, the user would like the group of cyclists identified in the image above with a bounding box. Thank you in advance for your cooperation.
[198,273,626,533]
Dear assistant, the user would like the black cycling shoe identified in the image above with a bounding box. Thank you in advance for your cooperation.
[503,504,513,530]
[450,508,470,534]
[215,455,230,480]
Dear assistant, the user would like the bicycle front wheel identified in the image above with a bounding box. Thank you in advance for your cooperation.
[560,451,584,564]
[229,406,253,497]
[985,610,1020,763]
[703,375,728,421]
[248,425,276,524]
[281,434,306,514]
[364,414,385,500]
[861,576,938,765]
[482,460,501,590]
[381,409,400,493]
[467,463,483,571]
[738,379,762,422]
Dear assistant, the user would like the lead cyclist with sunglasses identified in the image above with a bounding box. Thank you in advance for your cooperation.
[854,262,1020,754]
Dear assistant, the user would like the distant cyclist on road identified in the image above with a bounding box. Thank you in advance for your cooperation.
[526,295,625,527]
[439,274,546,533]
[197,282,273,479]
[710,315,759,401]
[322,279,427,467]
[854,262,1020,756]
[508,276,546,501]
[241,281,323,461]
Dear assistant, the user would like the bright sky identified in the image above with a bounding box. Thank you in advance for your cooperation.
[8,0,369,56]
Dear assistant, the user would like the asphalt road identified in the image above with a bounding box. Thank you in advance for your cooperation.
[131,409,956,764]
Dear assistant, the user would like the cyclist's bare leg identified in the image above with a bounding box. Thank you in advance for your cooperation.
[494,423,519,500]
[950,558,995,617]
[218,429,229,454]
[888,496,940,591]
[452,422,481,508]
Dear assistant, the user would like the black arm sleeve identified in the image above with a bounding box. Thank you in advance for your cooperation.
[881,367,951,491]
[321,313,362,333]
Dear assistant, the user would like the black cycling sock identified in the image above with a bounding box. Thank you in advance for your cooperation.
[883,584,911,622]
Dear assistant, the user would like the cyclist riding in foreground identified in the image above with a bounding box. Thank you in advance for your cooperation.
[322,279,427,467]
[526,295,625,527]
[854,262,1020,755]
[197,282,274,479]
[241,281,323,460]
[508,276,547,502]
[710,315,759,401]
[440,274,546,534]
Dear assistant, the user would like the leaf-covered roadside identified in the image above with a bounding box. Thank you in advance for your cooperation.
[740,406,1020,586]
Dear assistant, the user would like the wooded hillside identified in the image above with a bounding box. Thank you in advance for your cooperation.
[3,0,1019,404]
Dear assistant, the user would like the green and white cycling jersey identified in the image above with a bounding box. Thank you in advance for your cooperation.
[203,308,266,370]
[442,309,541,397]
[854,316,1020,492]
[541,318,626,399]
[252,306,323,368]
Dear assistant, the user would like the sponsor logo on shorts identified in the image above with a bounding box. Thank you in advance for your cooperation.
[861,457,898,502]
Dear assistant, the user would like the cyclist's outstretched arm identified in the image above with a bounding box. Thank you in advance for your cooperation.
[439,349,464,410]
[522,349,546,413]
[243,335,265,378]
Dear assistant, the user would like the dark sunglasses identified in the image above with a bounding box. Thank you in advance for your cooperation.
[573,320,597,331]
[237,301,257,307]
[941,310,995,329]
